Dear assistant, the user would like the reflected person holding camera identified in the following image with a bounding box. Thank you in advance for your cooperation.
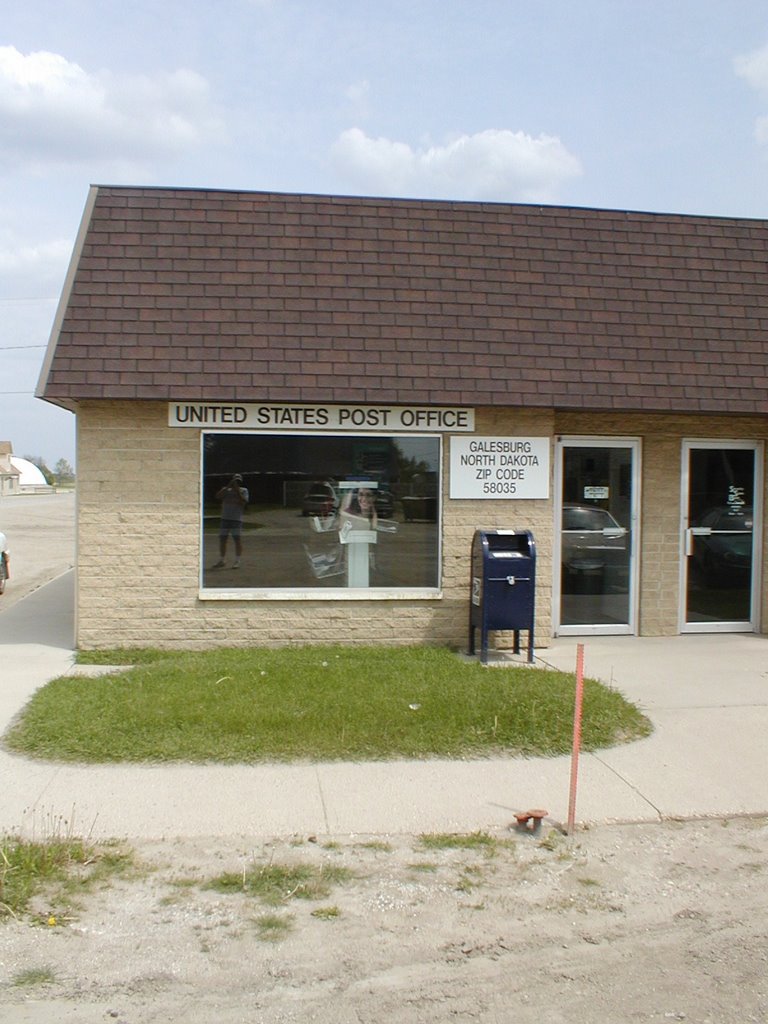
[213,474,249,569]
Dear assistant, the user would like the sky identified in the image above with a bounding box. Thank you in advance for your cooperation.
[3,0,768,469]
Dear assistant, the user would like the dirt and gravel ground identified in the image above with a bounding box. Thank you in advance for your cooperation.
[1,494,767,1022]
[1,818,767,1023]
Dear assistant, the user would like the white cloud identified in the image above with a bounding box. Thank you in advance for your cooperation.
[0,236,71,276]
[345,80,370,105]
[331,127,582,202]
[343,79,371,121]
[734,43,768,146]
[0,45,226,172]
[735,44,768,96]
[0,229,71,300]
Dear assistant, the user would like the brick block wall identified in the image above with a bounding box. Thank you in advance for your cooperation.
[76,401,556,650]
[77,401,768,649]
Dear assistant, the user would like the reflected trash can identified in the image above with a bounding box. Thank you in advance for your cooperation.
[468,530,535,664]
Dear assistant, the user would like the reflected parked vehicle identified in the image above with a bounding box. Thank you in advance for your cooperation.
[561,504,628,590]
[691,506,752,581]
[301,481,339,517]
[374,489,395,518]
[401,495,437,521]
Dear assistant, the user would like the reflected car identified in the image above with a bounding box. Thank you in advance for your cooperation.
[561,504,628,578]
[374,489,395,518]
[301,481,339,517]
[401,495,438,522]
[691,506,752,581]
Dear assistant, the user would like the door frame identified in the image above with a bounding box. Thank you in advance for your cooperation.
[553,436,642,636]
[679,439,763,634]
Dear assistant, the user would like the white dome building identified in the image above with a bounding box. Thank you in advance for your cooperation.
[10,456,52,492]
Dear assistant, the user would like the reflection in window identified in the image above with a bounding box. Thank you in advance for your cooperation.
[201,433,441,592]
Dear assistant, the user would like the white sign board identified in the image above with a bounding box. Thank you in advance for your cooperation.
[450,437,550,499]
[168,403,474,432]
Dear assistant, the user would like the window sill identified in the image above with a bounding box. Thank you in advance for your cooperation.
[198,587,443,601]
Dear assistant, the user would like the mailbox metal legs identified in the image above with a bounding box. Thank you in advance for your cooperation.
[514,625,535,664]
[468,618,534,665]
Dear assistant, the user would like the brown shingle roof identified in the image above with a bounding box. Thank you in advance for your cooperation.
[38,185,768,414]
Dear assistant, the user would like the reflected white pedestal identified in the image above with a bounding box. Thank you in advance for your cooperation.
[339,526,377,587]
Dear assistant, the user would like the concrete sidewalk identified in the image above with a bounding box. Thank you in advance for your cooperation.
[1,571,767,840]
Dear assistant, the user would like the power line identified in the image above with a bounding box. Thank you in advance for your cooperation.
[0,344,47,350]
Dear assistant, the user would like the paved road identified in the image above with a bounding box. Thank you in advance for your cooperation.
[0,491,75,610]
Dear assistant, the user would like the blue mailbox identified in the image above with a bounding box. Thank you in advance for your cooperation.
[469,529,536,664]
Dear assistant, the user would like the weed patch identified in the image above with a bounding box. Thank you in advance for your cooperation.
[311,905,341,920]
[253,912,294,941]
[417,830,514,856]
[356,840,393,853]
[0,832,135,922]
[11,965,57,987]
[205,861,353,906]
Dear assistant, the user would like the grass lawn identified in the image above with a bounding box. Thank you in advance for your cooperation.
[2,645,652,763]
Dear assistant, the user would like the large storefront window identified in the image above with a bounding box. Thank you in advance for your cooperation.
[201,433,441,593]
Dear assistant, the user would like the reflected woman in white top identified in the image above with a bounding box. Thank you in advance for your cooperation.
[341,487,378,530]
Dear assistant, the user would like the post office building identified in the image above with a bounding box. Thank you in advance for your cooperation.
[37,186,768,651]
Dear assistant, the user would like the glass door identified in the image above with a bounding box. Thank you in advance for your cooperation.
[681,442,761,632]
[555,440,639,635]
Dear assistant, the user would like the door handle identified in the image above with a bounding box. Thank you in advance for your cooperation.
[685,527,712,556]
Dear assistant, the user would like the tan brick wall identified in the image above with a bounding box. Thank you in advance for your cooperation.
[76,402,555,651]
[76,401,767,650]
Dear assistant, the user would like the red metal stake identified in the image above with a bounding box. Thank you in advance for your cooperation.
[567,643,585,835]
